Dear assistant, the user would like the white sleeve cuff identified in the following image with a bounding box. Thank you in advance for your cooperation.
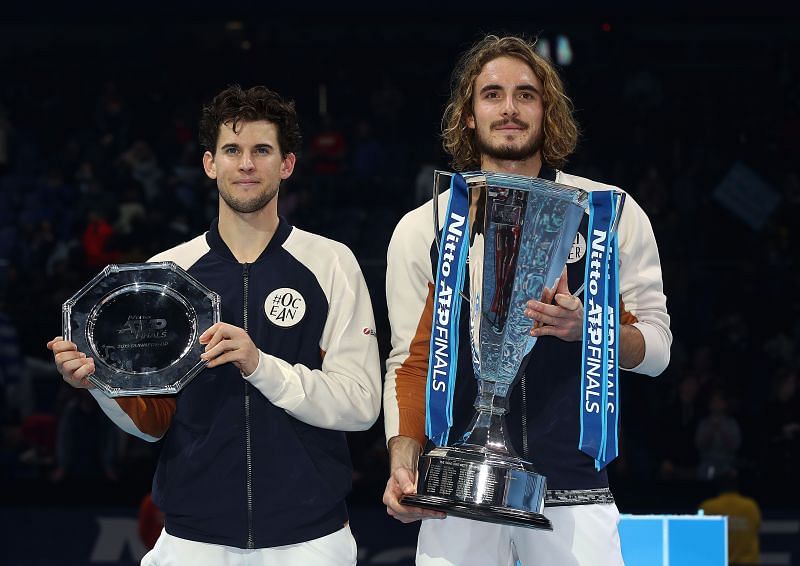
[243,350,305,411]
[625,322,670,376]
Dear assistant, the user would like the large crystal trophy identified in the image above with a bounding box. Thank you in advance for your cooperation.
[63,262,221,397]
[402,171,614,529]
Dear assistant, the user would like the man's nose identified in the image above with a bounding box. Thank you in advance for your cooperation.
[501,95,519,118]
[239,153,255,171]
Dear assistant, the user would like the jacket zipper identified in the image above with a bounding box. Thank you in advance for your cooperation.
[243,262,254,549]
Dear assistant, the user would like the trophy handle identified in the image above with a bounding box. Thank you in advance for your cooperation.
[609,191,626,238]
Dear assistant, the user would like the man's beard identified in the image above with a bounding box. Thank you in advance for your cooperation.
[475,120,544,162]
[219,184,279,214]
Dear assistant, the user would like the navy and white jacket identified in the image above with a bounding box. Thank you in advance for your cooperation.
[90,217,381,548]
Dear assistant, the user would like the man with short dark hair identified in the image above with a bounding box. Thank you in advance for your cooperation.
[48,85,381,565]
[382,35,671,565]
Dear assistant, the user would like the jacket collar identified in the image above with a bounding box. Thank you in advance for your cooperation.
[205,216,292,264]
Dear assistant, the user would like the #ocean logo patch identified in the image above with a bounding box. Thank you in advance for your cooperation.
[264,288,306,327]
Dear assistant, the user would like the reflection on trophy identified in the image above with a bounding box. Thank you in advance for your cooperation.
[401,171,604,529]
[489,220,521,331]
[63,262,220,397]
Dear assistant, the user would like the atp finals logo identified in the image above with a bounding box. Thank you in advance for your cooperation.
[117,316,168,340]
[264,288,306,327]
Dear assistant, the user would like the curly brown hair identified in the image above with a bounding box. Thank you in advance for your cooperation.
[442,35,578,171]
[198,85,302,156]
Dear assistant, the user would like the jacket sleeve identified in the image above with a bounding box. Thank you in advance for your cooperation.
[244,245,381,432]
[90,389,175,442]
[382,204,437,447]
[616,193,672,376]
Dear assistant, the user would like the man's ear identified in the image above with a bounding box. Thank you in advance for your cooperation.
[202,151,216,179]
[280,152,296,180]
[466,113,476,130]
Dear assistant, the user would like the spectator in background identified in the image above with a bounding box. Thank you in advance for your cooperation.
[50,388,118,482]
[685,344,718,404]
[0,287,24,422]
[20,220,56,276]
[764,367,799,485]
[634,165,667,221]
[713,313,754,389]
[114,182,147,237]
[118,140,163,203]
[369,77,405,130]
[351,119,386,180]
[81,208,120,269]
[659,376,701,480]
[95,80,130,155]
[695,389,741,480]
[168,142,205,214]
[700,468,761,566]
[17,412,57,472]
[309,114,347,176]
[74,160,97,195]
[412,139,441,207]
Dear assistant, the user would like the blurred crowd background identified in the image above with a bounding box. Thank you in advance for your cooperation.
[1,2,798,561]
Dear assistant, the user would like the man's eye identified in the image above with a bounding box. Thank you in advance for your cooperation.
[225,147,238,155]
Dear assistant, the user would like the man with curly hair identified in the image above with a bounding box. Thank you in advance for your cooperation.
[382,35,671,565]
[48,85,381,565]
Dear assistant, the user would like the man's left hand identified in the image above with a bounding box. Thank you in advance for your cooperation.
[524,267,583,342]
[199,323,260,376]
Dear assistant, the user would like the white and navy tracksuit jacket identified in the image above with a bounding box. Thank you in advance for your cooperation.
[90,217,381,548]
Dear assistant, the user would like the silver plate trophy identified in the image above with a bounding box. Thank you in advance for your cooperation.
[63,262,221,397]
[401,171,621,529]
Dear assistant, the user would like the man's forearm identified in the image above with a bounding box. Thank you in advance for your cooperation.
[388,435,423,473]
[619,324,645,370]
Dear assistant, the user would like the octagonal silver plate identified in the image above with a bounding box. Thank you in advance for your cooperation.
[63,262,221,397]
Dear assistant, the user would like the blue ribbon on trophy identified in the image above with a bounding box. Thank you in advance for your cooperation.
[426,173,470,446]
[579,190,620,470]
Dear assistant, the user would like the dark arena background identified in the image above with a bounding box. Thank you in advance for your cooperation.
[1,2,798,564]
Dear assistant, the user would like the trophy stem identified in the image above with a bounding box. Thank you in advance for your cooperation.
[456,379,517,457]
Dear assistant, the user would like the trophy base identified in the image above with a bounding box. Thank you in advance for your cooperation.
[401,493,552,530]
[404,444,552,530]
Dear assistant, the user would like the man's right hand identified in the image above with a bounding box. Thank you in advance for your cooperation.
[383,436,446,523]
[47,336,95,389]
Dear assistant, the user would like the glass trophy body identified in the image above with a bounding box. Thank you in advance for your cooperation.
[401,171,598,529]
[63,262,221,397]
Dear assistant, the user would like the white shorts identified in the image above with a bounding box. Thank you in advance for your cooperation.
[141,524,357,566]
[417,503,623,566]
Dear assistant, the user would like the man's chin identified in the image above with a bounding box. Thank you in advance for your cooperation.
[478,134,543,163]
[486,146,537,162]
[220,192,277,214]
